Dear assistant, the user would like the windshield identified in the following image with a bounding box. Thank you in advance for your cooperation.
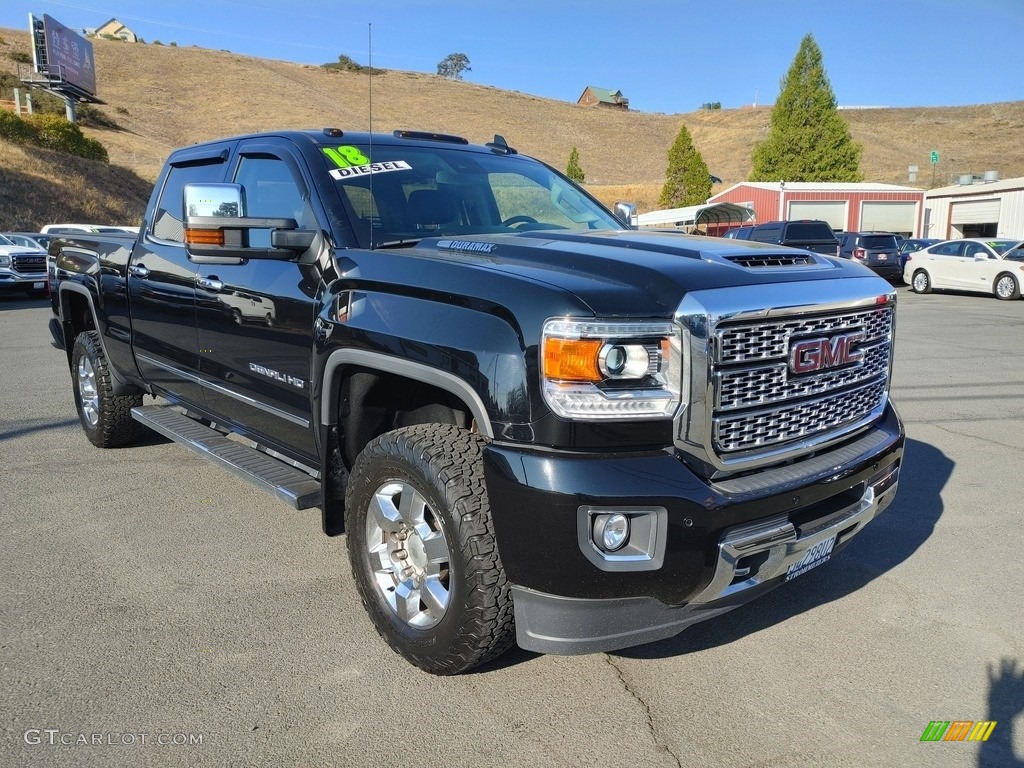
[989,239,1019,255]
[0,233,14,246]
[320,143,625,248]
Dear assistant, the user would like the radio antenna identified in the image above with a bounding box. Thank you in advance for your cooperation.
[368,22,375,250]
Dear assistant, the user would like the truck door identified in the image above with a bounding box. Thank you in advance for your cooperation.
[195,147,323,463]
[129,147,230,409]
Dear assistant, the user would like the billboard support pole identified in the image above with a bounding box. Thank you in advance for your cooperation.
[64,97,76,123]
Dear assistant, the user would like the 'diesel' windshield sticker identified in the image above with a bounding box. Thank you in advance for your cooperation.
[322,146,412,179]
[329,161,412,180]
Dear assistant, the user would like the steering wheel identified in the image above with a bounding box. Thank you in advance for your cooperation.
[501,215,540,228]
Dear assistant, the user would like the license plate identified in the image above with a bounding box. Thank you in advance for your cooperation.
[877,254,888,261]
[33,281,45,289]
[785,535,836,581]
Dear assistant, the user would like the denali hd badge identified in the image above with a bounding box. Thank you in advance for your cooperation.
[249,362,305,389]
[789,331,864,374]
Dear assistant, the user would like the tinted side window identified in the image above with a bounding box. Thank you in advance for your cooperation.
[153,159,227,242]
[233,155,316,248]
[749,225,781,243]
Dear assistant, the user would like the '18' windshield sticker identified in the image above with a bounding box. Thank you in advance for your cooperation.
[322,146,412,180]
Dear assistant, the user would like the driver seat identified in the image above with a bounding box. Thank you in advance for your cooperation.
[407,189,460,231]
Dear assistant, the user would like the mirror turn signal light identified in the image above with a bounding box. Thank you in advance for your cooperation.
[185,228,225,246]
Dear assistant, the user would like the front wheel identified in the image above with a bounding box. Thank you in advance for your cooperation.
[994,273,1020,300]
[345,424,515,674]
[71,331,143,448]
[911,270,932,294]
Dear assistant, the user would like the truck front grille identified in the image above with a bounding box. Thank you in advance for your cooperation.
[12,254,46,274]
[712,305,893,454]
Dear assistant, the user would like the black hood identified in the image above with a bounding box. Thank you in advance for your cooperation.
[404,229,877,317]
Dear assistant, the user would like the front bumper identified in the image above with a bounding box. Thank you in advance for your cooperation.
[483,404,903,655]
[0,271,48,292]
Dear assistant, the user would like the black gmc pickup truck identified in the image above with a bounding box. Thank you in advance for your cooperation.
[48,128,903,674]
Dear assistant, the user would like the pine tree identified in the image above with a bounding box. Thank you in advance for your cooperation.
[659,124,712,208]
[566,147,585,183]
[750,34,862,182]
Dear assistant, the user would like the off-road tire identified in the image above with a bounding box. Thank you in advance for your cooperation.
[345,424,515,674]
[71,331,144,448]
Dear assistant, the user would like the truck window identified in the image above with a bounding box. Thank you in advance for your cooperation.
[785,222,835,241]
[234,156,317,248]
[153,159,227,243]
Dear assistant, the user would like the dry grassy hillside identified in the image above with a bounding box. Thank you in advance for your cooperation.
[2,26,1023,229]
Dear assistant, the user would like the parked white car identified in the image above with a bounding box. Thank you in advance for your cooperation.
[903,238,1024,300]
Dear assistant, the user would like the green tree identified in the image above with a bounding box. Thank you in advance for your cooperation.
[322,53,382,75]
[749,33,862,182]
[437,53,471,80]
[566,147,585,183]
[659,124,712,208]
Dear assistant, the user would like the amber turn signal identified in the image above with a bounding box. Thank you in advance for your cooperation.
[543,338,602,382]
[185,228,224,245]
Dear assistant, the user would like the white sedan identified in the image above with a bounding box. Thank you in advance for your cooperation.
[903,238,1024,300]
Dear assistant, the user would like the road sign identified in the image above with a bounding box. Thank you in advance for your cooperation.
[930,151,940,165]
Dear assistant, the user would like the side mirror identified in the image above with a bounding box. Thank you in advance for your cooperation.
[183,183,316,260]
[614,201,638,229]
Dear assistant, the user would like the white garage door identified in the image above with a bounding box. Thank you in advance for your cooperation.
[861,201,917,234]
[788,201,846,230]
[951,199,1001,224]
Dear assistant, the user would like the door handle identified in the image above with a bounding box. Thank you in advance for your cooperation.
[128,264,150,278]
[196,276,224,292]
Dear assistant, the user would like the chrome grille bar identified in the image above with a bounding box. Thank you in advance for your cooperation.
[673,280,897,478]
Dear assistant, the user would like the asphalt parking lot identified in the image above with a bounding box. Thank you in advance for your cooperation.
[1,288,1022,768]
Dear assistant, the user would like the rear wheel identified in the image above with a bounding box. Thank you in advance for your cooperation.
[911,270,932,294]
[71,331,144,448]
[994,272,1020,300]
[345,424,515,674]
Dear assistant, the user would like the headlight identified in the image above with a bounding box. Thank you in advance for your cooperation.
[0,254,10,267]
[541,319,681,420]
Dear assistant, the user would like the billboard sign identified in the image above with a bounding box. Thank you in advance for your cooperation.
[40,14,97,97]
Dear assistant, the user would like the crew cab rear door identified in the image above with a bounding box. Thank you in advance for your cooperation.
[129,145,231,409]
[194,144,324,463]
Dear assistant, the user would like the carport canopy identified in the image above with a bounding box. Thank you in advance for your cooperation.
[635,202,755,230]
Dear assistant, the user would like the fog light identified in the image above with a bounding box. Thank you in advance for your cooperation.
[593,513,629,552]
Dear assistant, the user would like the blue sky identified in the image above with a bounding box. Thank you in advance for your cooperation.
[2,0,1023,114]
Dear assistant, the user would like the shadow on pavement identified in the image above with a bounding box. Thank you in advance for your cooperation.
[979,658,1024,767]
[0,296,50,311]
[0,417,80,442]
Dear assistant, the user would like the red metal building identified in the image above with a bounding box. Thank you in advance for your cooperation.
[709,182,925,236]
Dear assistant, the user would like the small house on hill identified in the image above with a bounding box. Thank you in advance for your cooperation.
[577,86,629,110]
[93,19,138,43]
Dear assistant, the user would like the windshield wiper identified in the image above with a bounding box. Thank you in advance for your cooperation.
[371,238,422,250]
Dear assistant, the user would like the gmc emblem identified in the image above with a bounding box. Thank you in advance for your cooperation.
[789,331,865,374]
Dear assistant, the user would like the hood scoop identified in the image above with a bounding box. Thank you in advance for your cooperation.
[722,252,816,268]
